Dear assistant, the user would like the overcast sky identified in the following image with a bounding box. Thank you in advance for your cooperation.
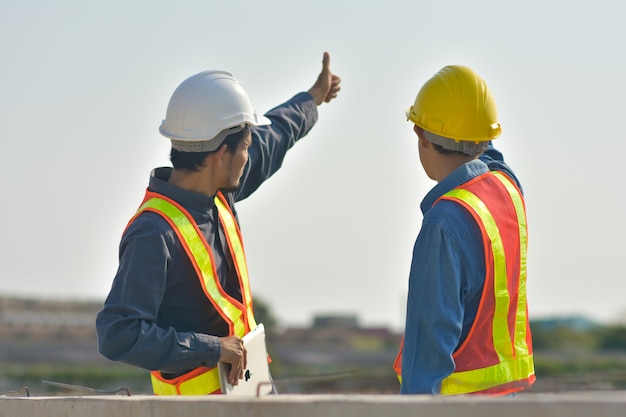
[1,0,625,330]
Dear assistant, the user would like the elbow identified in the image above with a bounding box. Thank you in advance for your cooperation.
[95,312,137,362]
[96,326,129,362]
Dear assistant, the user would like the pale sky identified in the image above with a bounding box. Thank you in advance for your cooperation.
[1,1,625,330]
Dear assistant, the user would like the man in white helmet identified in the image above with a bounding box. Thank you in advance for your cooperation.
[96,53,341,395]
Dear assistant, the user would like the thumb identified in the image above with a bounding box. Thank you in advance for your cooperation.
[321,52,331,76]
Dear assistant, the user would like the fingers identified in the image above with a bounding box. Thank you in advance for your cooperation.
[228,348,244,385]
[308,51,341,105]
[219,336,247,385]
[325,74,341,102]
[322,52,341,103]
[234,345,247,385]
[229,363,243,386]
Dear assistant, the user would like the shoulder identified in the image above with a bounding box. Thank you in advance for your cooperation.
[121,211,178,249]
[424,199,483,247]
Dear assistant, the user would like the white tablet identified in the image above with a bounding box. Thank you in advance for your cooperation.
[218,323,272,396]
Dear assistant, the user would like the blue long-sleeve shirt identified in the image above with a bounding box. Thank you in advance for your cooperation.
[96,92,318,374]
[400,144,522,394]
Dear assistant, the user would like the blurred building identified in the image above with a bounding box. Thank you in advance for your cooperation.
[0,297,402,393]
[0,296,104,364]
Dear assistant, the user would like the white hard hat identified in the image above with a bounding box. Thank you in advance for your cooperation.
[159,70,271,152]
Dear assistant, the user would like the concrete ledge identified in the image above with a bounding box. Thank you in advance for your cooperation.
[2,392,625,417]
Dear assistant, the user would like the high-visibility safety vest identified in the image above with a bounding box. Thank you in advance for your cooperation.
[127,190,257,395]
[394,171,535,395]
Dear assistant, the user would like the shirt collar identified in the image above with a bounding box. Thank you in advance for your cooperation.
[420,159,489,214]
[148,167,216,212]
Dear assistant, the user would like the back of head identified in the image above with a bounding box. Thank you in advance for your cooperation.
[407,65,501,155]
[159,70,271,153]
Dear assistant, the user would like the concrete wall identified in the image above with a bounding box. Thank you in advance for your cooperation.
[1,392,625,417]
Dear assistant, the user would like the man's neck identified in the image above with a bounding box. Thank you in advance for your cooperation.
[168,169,218,197]
[433,154,477,182]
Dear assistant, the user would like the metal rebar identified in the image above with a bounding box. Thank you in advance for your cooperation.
[0,386,30,397]
[41,380,131,396]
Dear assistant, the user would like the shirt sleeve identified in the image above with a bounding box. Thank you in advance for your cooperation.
[400,222,464,394]
[95,215,222,373]
[235,91,318,201]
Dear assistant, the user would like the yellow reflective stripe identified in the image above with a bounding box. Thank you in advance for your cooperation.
[151,373,179,395]
[178,368,221,395]
[440,173,534,395]
[214,196,257,329]
[443,188,513,360]
[150,368,221,395]
[442,354,534,395]
[138,198,245,337]
[492,172,530,356]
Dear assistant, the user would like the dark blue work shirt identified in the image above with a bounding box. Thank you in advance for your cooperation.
[96,92,318,374]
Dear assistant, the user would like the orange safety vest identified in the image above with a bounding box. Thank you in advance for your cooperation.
[127,189,257,395]
[394,171,535,395]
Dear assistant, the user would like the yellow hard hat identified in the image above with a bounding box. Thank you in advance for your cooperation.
[406,65,501,142]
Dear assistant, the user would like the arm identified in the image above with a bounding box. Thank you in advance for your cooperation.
[235,52,341,201]
[96,216,223,373]
[401,223,464,394]
[235,92,319,201]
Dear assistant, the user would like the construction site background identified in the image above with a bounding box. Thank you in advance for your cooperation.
[1,296,626,396]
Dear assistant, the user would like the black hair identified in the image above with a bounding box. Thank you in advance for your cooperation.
[170,127,251,172]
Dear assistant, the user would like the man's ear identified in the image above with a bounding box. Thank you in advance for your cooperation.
[414,125,429,149]
[417,131,430,149]
[201,144,227,170]
[214,143,229,163]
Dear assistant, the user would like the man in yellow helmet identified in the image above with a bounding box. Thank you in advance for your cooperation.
[394,66,535,395]
[96,53,341,395]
